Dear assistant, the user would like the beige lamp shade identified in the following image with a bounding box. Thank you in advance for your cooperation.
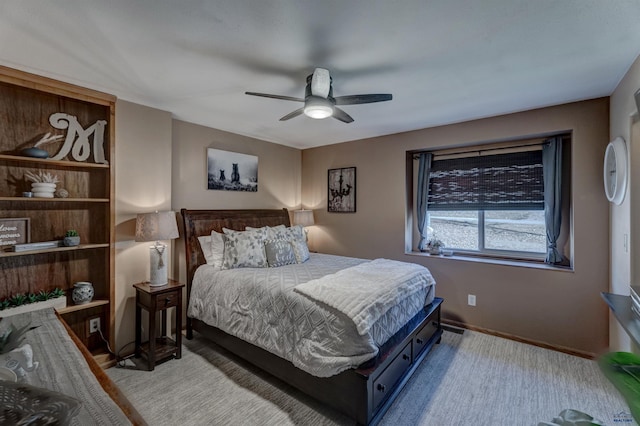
[135,211,179,242]
[293,209,315,227]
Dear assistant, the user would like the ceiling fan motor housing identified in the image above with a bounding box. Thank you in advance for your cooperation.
[304,73,335,119]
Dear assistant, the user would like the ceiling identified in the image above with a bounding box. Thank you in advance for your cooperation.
[1,1,640,149]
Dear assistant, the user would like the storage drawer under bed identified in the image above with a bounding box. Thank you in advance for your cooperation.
[372,341,413,409]
[414,307,440,359]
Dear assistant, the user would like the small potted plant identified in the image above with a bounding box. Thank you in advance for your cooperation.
[63,230,80,247]
[427,237,445,255]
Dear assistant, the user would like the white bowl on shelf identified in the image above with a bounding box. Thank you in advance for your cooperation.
[32,192,55,198]
[31,182,57,190]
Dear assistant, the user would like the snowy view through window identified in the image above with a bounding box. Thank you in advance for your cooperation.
[428,210,546,254]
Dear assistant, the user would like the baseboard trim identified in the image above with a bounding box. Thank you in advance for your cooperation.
[442,319,595,359]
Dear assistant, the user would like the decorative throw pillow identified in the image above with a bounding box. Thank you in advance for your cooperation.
[270,225,305,242]
[197,231,225,269]
[264,239,297,267]
[246,225,287,239]
[266,225,309,263]
[221,228,267,269]
[291,239,310,263]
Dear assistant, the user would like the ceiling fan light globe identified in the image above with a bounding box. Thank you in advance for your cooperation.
[304,96,334,119]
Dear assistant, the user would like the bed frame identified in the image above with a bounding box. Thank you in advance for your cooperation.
[181,208,443,426]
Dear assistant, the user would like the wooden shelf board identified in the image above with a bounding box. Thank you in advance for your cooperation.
[601,292,640,348]
[0,243,109,258]
[139,337,178,361]
[0,196,109,202]
[57,299,109,315]
[0,154,109,169]
[93,351,116,369]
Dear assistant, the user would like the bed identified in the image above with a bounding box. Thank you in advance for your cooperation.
[181,208,443,425]
[0,308,146,425]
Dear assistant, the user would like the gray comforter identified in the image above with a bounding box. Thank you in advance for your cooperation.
[188,253,436,377]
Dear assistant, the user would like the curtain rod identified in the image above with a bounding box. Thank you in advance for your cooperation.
[412,140,552,160]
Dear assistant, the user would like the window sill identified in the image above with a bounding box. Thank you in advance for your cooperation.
[405,250,573,272]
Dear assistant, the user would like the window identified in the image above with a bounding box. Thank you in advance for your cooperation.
[411,135,570,266]
[427,149,545,258]
[428,210,546,256]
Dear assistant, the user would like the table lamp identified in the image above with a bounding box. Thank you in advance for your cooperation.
[135,211,179,286]
[292,209,315,241]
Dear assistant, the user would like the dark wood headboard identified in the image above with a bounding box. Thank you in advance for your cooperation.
[180,208,291,293]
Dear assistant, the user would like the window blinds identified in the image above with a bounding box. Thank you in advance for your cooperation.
[427,150,544,211]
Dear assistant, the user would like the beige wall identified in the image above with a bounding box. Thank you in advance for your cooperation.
[114,108,300,354]
[302,99,610,355]
[113,86,622,356]
[114,100,173,352]
[610,53,640,351]
[170,119,302,285]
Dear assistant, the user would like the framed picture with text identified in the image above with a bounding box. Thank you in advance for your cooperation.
[0,217,30,250]
[328,167,356,213]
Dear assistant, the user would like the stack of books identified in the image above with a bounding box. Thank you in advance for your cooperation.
[631,285,640,318]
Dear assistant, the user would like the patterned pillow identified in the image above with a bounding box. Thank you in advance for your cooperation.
[270,225,305,242]
[246,225,286,239]
[267,225,309,263]
[291,239,310,263]
[264,239,297,267]
[221,228,267,269]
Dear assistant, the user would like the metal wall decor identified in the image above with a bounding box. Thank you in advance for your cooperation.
[328,167,356,213]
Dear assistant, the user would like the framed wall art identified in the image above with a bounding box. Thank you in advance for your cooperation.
[328,167,356,213]
[207,148,258,192]
[0,217,30,249]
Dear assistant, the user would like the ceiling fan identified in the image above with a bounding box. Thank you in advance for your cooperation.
[245,68,392,123]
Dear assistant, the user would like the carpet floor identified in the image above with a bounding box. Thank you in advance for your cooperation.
[107,330,635,426]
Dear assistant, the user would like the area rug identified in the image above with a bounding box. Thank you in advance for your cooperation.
[107,330,634,426]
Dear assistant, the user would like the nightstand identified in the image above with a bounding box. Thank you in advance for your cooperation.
[134,279,185,371]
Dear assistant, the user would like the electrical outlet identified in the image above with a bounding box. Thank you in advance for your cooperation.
[89,317,100,333]
[468,294,476,306]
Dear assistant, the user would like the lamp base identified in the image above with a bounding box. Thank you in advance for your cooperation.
[148,244,168,286]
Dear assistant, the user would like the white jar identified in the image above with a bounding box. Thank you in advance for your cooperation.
[31,182,56,198]
[72,282,94,304]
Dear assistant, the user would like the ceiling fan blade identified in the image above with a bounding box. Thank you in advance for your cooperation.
[279,108,305,121]
[310,68,331,98]
[245,92,304,102]
[332,107,354,123]
[334,94,393,105]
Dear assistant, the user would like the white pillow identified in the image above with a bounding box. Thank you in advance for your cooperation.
[197,230,225,269]
[197,235,213,263]
[221,228,268,269]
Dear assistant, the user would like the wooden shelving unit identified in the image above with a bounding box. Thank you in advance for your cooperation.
[0,65,116,359]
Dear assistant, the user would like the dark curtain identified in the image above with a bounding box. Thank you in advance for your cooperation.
[542,137,563,263]
[417,153,432,251]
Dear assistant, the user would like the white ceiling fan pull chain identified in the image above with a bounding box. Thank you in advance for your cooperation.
[311,68,331,98]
